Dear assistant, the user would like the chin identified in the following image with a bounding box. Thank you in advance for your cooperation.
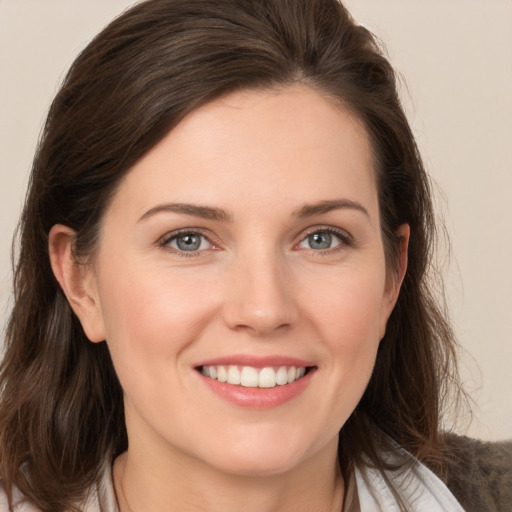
[198,431,314,478]
[208,451,306,478]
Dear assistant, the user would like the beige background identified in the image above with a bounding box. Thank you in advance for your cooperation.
[1,0,511,440]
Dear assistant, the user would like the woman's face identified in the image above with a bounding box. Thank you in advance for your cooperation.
[81,85,406,476]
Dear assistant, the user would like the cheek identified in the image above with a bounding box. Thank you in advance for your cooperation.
[97,266,218,377]
[304,269,386,390]
[305,268,386,342]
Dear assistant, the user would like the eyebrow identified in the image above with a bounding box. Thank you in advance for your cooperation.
[137,198,369,224]
[294,199,369,219]
[137,203,233,223]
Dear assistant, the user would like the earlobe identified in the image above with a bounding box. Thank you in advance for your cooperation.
[48,224,106,343]
[379,224,410,338]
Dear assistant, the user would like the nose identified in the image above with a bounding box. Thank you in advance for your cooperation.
[221,250,299,337]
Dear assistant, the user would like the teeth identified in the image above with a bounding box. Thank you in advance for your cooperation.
[276,366,288,385]
[258,367,276,388]
[217,365,227,383]
[240,366,258,387]
[227,365,241,385]
[201,364,308,387]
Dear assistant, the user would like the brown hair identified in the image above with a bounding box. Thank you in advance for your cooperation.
[0,0,462,510]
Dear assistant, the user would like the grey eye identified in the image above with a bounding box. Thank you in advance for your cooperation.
[299,231,342,250]
[169,233,211,252]
[308,232,332,250]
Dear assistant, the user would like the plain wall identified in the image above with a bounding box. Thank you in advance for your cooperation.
[1,0,511,440]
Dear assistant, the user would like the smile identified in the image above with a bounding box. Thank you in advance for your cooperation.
[200,365,307,388]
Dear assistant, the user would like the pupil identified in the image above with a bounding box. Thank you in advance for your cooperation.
[177,234,200,251]
[309,232,331,249]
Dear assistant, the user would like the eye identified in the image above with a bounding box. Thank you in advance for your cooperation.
[298,229,347,251]
[164,231,213,252]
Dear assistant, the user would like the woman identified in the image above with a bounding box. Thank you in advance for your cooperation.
[0,0,510,511]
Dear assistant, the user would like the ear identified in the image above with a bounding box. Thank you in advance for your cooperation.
[379,223,410,339]
[48,224,106,343]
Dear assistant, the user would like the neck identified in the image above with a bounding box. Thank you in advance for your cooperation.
[114,437,344,512]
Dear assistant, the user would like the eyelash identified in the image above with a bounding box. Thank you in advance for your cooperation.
[158,226,353,257]
[296,226,353,254]
[159,229,216,258]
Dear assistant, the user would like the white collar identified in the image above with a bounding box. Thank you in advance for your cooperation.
[354,450,466,512]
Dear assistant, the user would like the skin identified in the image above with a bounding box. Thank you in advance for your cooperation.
[50,85,408,512]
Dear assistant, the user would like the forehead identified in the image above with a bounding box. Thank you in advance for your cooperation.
[106,85,377,222]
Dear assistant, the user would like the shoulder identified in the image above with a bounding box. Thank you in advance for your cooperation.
[438,433,512,512]
[0,484,40,512]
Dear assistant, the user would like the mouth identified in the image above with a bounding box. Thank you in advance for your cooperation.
[194,355,317,407]
[197,364,313,388]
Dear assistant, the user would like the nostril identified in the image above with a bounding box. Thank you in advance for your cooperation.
[230,320,293,337]
[221,273,299,335]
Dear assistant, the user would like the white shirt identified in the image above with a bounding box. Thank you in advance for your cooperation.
[353,456,466,511]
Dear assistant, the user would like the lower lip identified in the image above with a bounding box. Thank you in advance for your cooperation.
[198,369,316,408]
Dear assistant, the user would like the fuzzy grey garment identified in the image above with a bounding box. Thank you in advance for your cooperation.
[438,434,512,512]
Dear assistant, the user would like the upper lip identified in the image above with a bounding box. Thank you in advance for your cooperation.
[195,354,315,369]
